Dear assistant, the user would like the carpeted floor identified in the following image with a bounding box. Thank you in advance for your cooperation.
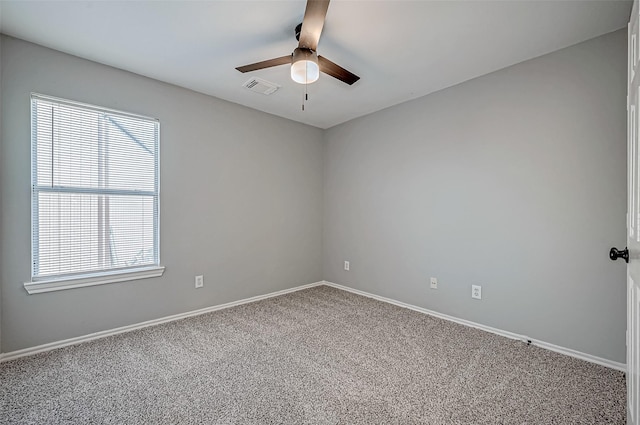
[0,285,626,424]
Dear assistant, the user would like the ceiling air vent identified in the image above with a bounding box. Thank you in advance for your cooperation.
[242,77,280,95]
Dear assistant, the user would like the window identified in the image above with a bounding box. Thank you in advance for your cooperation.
[25,94,163,294]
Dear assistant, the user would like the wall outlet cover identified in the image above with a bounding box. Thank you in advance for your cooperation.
[472,285,482,300]
[195,275,204,288]
[430,277,438,289]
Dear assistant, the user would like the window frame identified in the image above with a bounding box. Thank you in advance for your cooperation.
[25,93,164,294]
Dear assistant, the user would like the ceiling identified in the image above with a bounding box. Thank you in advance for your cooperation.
[0,0,632,129]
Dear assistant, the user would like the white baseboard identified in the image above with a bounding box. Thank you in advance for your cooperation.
[0,280,626,372]
[0,281,324,363]
[322,281,626,372]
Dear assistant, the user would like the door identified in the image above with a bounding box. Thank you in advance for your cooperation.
[628,2,640,423]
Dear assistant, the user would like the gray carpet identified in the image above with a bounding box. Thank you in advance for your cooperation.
[0,285,626,424]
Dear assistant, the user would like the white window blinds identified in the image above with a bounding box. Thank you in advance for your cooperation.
[31,94,160,280]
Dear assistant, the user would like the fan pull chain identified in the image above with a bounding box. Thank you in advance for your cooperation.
[302,87,310,111]
[302,61,309,111]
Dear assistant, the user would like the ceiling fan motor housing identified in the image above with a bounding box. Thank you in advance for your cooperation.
[292,47,316,63]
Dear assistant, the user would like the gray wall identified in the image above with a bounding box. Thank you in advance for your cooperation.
[323,29,627,363]
[0,36,324,353]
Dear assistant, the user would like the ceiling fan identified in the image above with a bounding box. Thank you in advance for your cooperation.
[235,0,360,86]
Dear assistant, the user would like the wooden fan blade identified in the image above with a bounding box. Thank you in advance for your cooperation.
[318,56,360,85]
[298,0,330,51]
[236,55,292,73]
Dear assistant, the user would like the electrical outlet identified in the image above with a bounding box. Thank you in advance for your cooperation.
[344,261,350,271]
[195,275,204,289]
[472,285,482,300]
[430,277,438,289]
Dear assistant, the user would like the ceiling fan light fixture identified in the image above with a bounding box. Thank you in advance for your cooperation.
[291,48,319,84]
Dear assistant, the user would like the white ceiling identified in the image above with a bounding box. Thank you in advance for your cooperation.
[0,0,632,129]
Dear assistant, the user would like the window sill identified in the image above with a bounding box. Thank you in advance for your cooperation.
[23,266,165,295]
